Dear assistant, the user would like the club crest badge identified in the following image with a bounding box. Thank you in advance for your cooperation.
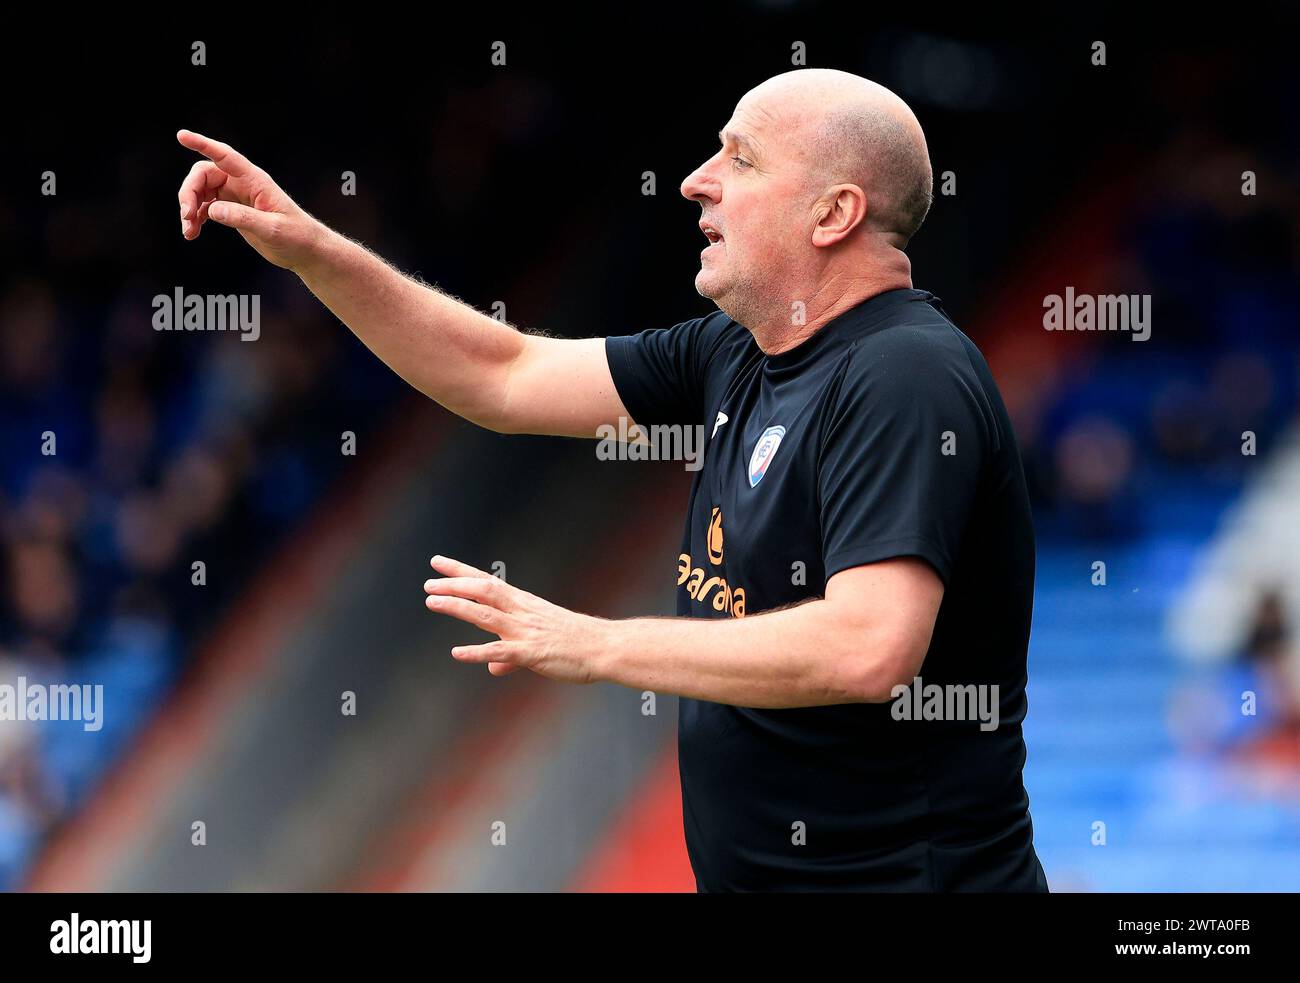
[748,425,786,487]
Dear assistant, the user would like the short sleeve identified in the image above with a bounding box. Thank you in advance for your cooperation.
[604,311,735,428]
[818,334,991,585]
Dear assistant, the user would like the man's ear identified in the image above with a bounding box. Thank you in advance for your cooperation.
[811,184,868,248]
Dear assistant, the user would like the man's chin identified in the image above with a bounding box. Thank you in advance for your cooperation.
[694,271,726,301]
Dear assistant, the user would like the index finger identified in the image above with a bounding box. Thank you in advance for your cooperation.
[176,129,256,179]
[429,555,496,580]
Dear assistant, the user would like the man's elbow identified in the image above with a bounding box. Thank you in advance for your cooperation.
[821,558,943,705]
[837,627,930,704]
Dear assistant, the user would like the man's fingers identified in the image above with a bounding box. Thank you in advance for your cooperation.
[452,641,521,666]
[425,594,507,634]
[423,575,510,609]
[178,160,223,215]
[178,160,225,236]
[205,200,275,237]
[429,554,495,580]
[487,662,521,676]
[177,129,257,179]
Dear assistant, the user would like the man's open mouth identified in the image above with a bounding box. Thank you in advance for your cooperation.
[700,221,724,244]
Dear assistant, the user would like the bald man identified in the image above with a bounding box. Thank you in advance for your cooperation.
[176,68,1047,892]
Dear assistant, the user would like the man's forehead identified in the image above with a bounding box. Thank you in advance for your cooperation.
[721,96,812,153]
[728,96,777,132]
[718,126,762,154]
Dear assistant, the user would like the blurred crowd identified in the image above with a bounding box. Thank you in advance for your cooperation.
[0,269,400,887]
[1016,114,1300,780]
[1022,128,1300,542]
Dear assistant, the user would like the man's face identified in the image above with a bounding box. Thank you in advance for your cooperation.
[681,96,814,321]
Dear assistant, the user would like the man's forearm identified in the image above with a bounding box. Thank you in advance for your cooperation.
[293,222,525,430]
[427,555,937,703]
[596,601,896,709]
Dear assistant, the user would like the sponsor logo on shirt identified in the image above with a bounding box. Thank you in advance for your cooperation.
[706,505,724,564]
[748,425,786,487]
[678,506,747,617]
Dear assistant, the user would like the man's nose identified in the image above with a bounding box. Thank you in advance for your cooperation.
[681,159,721,203]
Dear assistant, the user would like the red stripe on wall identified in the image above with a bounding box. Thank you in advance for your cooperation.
[568,744,695,893]
[347,465,694,892]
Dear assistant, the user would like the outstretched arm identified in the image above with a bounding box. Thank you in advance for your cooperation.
[176,130,629,438]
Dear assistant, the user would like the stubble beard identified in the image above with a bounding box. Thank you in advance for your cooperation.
[697,258,781,337]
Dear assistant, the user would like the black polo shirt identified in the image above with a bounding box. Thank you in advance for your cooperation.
[604,287,1047,892]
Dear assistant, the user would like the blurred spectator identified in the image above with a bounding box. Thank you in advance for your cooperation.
[1168,590,1300,780]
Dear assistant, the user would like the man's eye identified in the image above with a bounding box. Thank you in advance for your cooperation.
[731,155,752,170]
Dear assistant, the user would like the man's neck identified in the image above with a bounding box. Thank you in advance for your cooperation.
[751,260,913,356]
